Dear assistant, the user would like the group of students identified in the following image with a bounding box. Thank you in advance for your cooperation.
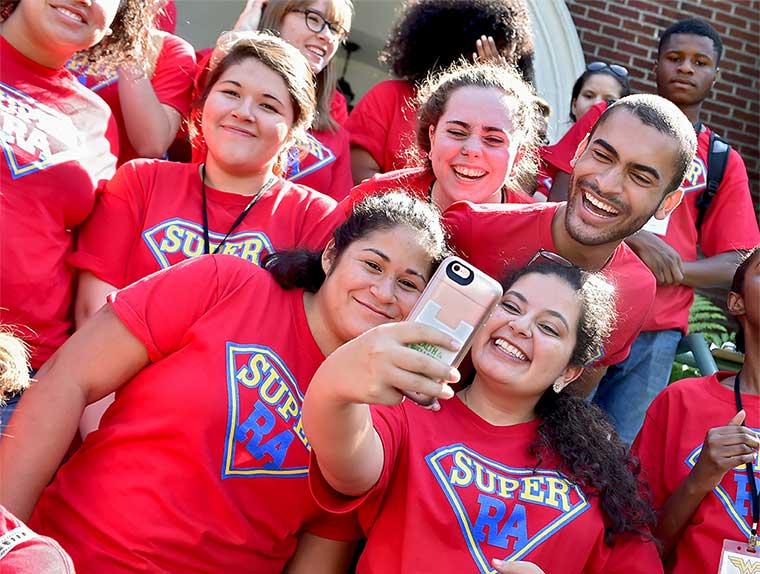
[0,0,759,573]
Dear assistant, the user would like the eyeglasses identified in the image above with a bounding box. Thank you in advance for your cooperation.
[292,9,348,40]
[586,61,629,79]
[528,249,575,268]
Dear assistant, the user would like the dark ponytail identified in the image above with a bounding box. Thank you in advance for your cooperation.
[264,192,449,293]
[263,250,325,293]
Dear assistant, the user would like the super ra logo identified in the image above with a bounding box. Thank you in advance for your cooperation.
[142,218,275,268]
[427,444,590,573]
[0,82,80,178]
[685,427,760,540]
[222,343,309,479]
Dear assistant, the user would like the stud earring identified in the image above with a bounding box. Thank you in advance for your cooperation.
[552,380,564,393]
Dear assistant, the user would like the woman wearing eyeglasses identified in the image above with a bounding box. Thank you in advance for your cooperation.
[208,0,354,201]
[303,256,664,574]
[534,62,630,201]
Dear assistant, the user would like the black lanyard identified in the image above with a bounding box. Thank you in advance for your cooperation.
[733,370,759,552]
[200,164,277,255]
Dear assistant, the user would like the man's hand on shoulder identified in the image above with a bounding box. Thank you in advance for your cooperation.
[626,231,684,286]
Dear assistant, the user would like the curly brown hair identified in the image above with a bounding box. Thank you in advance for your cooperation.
[0,0,155,70]
[414,61,540,193]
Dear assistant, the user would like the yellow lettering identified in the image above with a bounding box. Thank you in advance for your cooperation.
[293,415,309,448]
[240,238,264,264]
[159,225,184,253]
[474,463,496,494]
[519,477,546,505]
[259,369,287,405]
[221,243,240,256]
[496,475,520,499]
[544,477,571,512]
[449,451,474,487]
[276,393,299,421]
[685,161,701,186]
[181,229,205,258]
[235,353,268,388]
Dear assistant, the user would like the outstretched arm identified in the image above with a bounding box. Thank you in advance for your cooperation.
[0,305,149,519]
[303,322,458,497]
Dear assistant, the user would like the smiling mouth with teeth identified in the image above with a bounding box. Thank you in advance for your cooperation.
[452,166,487,181]
[494,338,528,361]
[583,192,620,217]
[54,6,85,23]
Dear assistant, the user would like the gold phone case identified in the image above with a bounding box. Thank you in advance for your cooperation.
[406,256,503,367]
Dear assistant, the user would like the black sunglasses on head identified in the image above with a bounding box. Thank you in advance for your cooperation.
[528,249,575,269]
[587,61,629,79]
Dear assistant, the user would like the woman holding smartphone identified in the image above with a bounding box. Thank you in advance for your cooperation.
[343,62,537,213]
[0,193,449,574]
[304,256,663,573]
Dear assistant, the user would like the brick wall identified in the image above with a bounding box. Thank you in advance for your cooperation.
[565,0,760,215]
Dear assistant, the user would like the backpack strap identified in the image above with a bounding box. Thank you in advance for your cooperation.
[695,129,730,230]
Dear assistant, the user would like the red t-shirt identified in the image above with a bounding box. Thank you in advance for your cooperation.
[0,37,118,369]
[341,167,536,215]
[345,79,417,174]
[330,90,349,126]
[640,126,760,333]
[443,201,656,366]
[0,506,74,574]
[311,396,663,574]
[66,32,197,166]
[632,373,760,574]
[69,159,343,289]
[31,255,358,574]
[286,127,353,201]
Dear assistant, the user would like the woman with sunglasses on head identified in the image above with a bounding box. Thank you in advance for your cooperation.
[71,34,344,435]
[346,0,535,185]
[0,0,153,426]
[206,0,354,200]
[534,62,630,201]
[65,0,196,166]
[342,61,538,214]
[633,245,760,574]
[304,256,664,574]
[1,192,449,574]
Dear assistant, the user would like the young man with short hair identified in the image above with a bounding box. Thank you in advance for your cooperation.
[444,93,697,387]
[594,19,760,445]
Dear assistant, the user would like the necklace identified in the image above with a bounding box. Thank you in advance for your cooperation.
[200,164,278,255]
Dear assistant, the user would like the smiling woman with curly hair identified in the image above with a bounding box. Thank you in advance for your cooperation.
[345,0,535,184]
[0,0,154,428]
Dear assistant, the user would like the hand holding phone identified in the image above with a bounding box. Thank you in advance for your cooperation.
[404,257,502,406]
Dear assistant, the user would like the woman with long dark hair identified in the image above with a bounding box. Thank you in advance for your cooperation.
[0,193,449,573]
[304,257,663,573]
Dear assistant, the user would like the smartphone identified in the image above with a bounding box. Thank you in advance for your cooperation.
[406,256,503,367]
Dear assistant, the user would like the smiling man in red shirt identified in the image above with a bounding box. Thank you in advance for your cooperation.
[594,19,760,446]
